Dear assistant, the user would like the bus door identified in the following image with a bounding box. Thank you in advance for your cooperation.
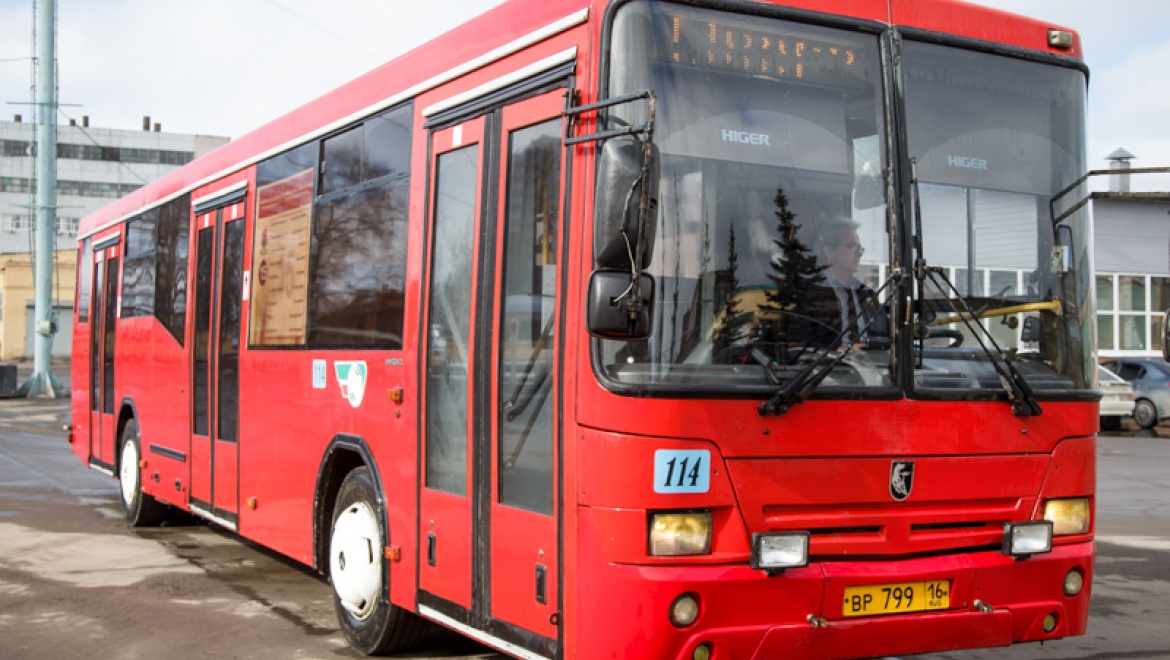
[420,115,486,613]
[420,88,566,654]
[190,197,247,528]
[89,239,120,471]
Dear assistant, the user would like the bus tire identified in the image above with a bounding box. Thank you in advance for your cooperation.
[330,467,426,655]
[118,419,168,527]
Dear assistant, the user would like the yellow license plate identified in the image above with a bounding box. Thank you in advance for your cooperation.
[842,580,951,617]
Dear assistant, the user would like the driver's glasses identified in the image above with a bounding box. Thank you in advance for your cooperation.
[831,242,865,254]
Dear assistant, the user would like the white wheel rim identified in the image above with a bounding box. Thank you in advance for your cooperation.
[119,438,138,506]
[330,500,382,620]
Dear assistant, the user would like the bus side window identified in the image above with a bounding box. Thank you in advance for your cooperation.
[77,238,92,322]
[308,103,413,349]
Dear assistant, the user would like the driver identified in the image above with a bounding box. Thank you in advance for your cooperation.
[807,218,888,349]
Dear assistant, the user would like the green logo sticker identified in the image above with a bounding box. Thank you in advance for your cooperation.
[334,361,368,408]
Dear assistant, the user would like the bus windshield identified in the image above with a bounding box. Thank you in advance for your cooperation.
[600,1,893,392]
[902,41,1092,395]
[599,1,1093,399]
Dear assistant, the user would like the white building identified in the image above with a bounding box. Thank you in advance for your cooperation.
[1,115,228,252]
[0,116,228,358]
[1091,149,1170,359]
[1093,201,1170,358]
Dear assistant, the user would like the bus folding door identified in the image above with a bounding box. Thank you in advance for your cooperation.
[419,87,567,657]
[189,200,247,527]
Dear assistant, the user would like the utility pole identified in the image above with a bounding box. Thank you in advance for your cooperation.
[22,0,63,398]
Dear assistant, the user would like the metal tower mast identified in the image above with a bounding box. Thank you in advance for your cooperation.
[22,0,63,398]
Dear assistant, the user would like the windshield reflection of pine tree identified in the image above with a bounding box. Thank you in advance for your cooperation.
[713,185,827,364]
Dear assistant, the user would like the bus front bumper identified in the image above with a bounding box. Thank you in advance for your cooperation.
[575,542,1094,660]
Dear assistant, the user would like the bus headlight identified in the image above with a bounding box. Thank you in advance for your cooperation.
[750,532,809,573]
[650,512,711,556]
[1003,521,1053,557]
[1043,498,1091,535]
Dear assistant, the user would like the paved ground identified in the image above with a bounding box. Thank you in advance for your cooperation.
[0,360,498,660]
[912,429,1170,660]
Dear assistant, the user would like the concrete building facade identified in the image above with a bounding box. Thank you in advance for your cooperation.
[0,117,228,359]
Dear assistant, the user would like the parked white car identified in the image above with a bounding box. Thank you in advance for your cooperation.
[1099,366,1136,431]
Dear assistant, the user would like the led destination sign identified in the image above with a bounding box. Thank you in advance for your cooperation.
[657,13,870,89]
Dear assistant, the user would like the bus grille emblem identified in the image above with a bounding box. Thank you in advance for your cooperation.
[890,461,915,501]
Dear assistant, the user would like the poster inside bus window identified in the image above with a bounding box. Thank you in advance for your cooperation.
[250,168,313,346]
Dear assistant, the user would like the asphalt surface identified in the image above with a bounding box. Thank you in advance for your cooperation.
[910,426,1170,660]
[0,360,498,660]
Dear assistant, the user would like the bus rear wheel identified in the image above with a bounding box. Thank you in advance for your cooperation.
[119,420,168,527]
[330,467,426,655]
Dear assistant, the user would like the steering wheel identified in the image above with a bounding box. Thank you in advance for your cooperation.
[922,327,964,347]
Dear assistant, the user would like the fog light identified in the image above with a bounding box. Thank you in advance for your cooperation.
[692,643,712,660]
[670,593,700,628]
[1003,521,1053,557]
[1044,498,1091,535]
[650,512,712,556]
[751,532,809,573]
[1042,612,1059,633]
[1063,569,1084,596]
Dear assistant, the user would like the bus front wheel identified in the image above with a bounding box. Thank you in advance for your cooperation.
[329,467,426,655]
[118,420,168,527]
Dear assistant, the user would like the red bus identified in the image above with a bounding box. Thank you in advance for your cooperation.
[69,0,1097,658]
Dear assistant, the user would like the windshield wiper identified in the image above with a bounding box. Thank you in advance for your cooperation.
[911,159,929,368]
[758,274,898,416]
[921,269,1043,417]
[757,346,848,416]
[908,161,1041,417]
[748,347,786,386]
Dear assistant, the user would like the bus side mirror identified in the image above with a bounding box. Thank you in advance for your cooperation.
[594,139,659,270]
[586,271,654,340]
[1163,309,1170,362]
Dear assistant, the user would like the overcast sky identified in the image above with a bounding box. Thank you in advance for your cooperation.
[1,0,1168,188]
